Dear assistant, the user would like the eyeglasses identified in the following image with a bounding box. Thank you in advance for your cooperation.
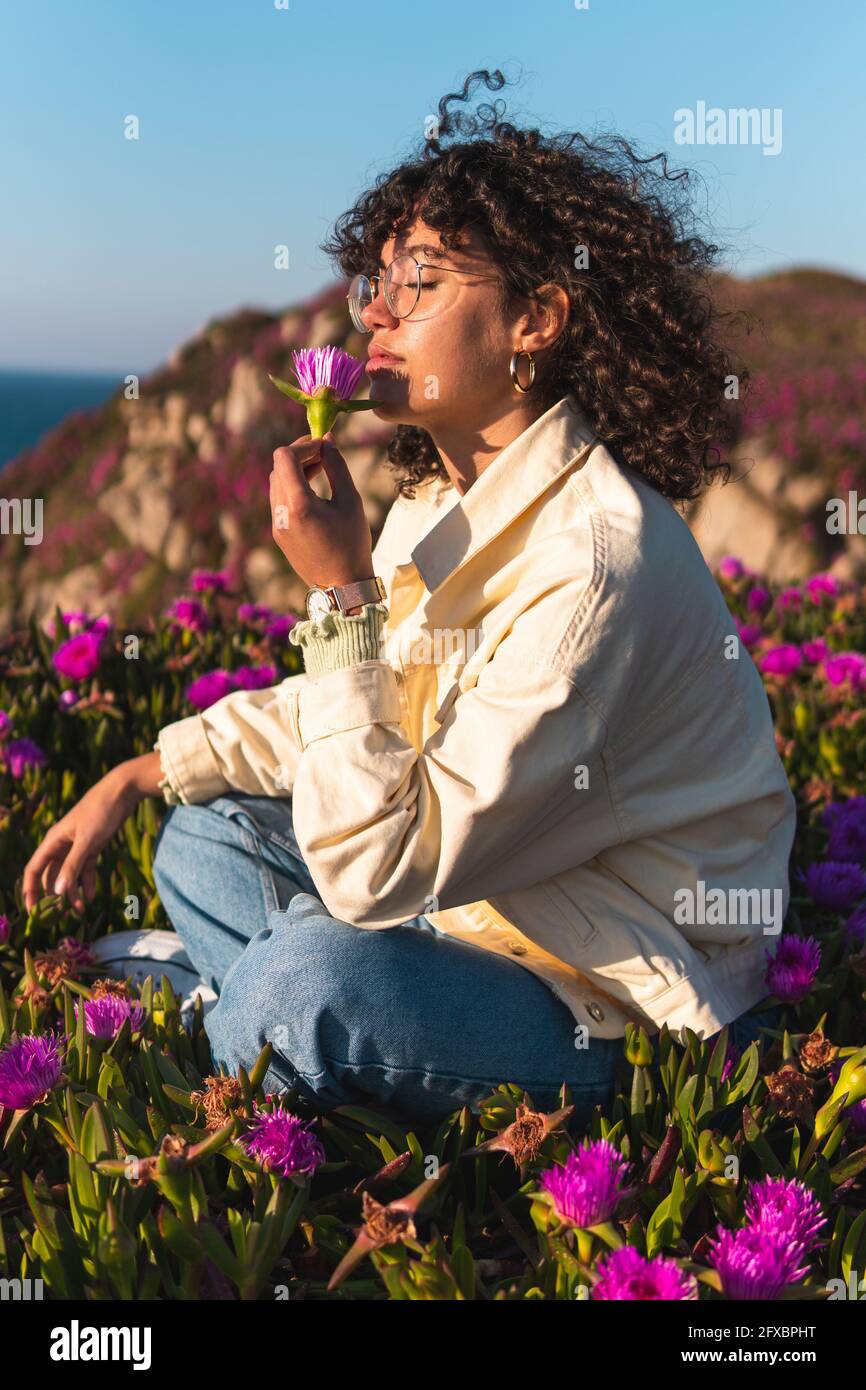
[347,253,501,334]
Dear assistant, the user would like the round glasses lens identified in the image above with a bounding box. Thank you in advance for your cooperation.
[385,255,420,318]
[347,272,373,332]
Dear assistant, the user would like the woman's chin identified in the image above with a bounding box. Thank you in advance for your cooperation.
[366,390,407,419]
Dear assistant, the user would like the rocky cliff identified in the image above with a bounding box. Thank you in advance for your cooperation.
[1,268,864,632]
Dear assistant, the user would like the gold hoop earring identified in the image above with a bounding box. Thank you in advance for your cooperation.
[509,349,535,393]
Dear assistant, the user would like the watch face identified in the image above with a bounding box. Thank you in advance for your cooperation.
[307,588,333,623]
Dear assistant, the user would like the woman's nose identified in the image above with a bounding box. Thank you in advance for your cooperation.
[362,283,399,332]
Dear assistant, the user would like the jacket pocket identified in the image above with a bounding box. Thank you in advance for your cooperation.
[540,877,599,947]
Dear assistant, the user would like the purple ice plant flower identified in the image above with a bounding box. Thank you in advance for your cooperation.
[50,611,111,640]
[845,904,866,949]
[184,670,237,710]
[537,1138,634,1228]
[823,651,866,690]
[822,795,866,830]
[233,664,277,691]
[801,860,866,912]
[0,710,11,739]
[165,598,211,634]
[718,556,745,579]
[733,618,764,649]
[746,585,772,613]
[743,1176,827,1257]
[776,586,803,610]
[591,1245,697,1300]
[764,933,821,1003]
[49,608,91,637]
[801,637,829,663]
[0,1029,66,1109]
[805,573,840,603]
[760,643,802,677]
[827,814,866,864]
[1,738,47,780]
[237,1102,326,1179]
[0,914,9,945]
[720,1035,742,1083]
[707,1224,816,1299]
[291,346,365,401]
[75,996,145,1040]
[270,346,376,437]
[237,602,275,626]
[265,614,298,640]
[57,936,93,970]
[52,630,104,681]
[846,1097,866,1135]
[191,569,230,595]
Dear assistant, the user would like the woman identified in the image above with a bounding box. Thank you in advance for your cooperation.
[21,71,793,1126]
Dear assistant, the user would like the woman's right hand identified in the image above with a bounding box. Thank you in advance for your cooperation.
[21,764,142,915]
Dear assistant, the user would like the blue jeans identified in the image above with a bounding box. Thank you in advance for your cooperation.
[151,792,779,1127]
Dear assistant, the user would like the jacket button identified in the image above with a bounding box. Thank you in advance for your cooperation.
[504,938,527,955]
[587,1002,605,1022]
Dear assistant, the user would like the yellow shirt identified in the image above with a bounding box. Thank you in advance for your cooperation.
[155,394,797,1040]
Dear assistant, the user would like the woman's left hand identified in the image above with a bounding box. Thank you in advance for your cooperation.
[269,433,374,588]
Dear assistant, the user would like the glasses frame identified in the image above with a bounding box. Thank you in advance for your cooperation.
[347,253,502,332]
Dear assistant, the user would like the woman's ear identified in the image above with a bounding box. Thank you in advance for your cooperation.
[534,282,572,345]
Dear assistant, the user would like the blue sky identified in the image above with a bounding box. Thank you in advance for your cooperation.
[2,0,863,373]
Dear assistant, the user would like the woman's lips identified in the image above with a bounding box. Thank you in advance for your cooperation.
[366,354,403,373]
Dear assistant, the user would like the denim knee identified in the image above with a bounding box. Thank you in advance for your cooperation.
[202,893,361,1096]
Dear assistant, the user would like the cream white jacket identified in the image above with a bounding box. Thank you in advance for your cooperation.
[155,395,797,1040]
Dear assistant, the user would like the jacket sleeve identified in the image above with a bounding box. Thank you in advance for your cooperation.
[286,582,610,928]
[153,494,409,806]
[154,671,310,804]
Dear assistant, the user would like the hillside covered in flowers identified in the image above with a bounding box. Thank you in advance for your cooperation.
[1,267,865,638]
[0,556,865,1300]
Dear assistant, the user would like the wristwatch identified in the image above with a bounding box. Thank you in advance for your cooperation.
[305,576,387,623]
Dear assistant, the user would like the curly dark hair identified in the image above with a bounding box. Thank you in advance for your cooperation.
[321,68,746,503]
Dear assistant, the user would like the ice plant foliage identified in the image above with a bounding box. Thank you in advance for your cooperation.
[0,554,864,1298]
[269,345,377,437]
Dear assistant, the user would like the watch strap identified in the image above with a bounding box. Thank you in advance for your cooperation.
[321,576,386,613]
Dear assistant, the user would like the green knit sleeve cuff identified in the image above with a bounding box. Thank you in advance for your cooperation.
[288,600,389,678]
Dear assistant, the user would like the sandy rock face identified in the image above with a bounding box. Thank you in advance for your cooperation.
[224,360,270,437]
[97,453,176,560]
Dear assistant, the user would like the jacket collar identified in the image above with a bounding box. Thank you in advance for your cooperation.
[410,394,598,593]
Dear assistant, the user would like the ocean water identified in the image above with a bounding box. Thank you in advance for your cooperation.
[0,368,120,470]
